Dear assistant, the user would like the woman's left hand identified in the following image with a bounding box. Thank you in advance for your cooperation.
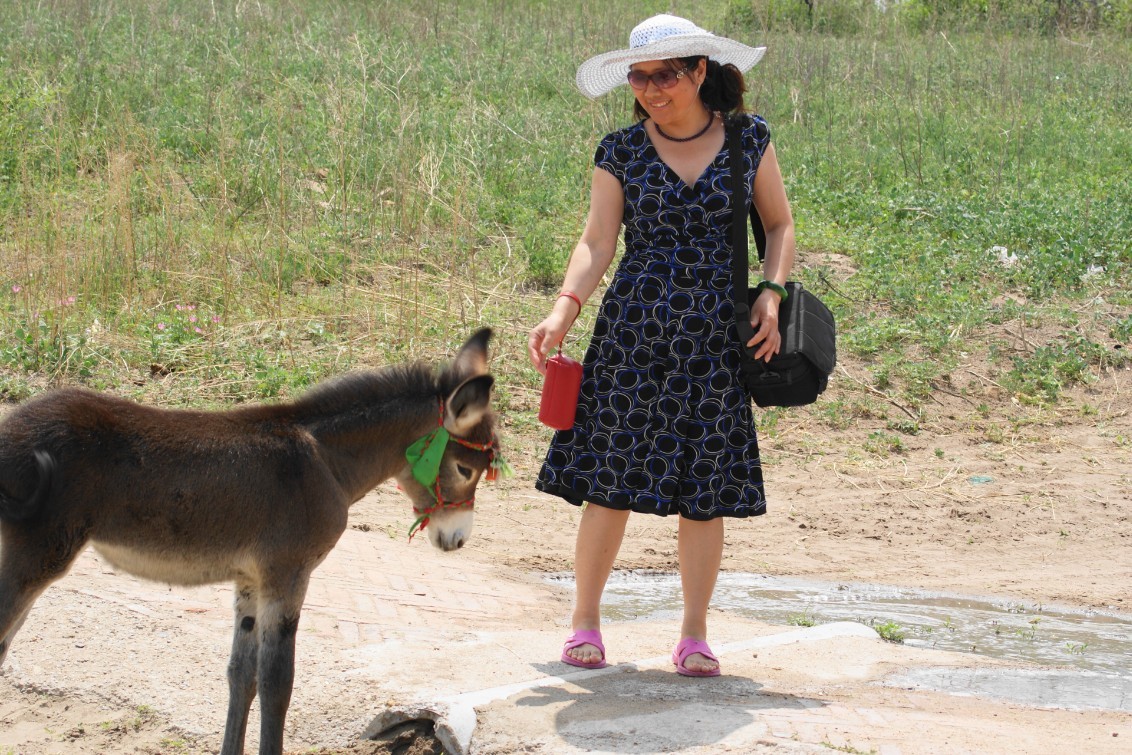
[746,288,783,361]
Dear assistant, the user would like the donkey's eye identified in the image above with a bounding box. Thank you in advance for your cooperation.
[456,464,473,479]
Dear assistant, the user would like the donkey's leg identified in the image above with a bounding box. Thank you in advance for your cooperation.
[254,574,313,755]
[0,603,37,668]
[0,523,88,668]
[219,581,260,755]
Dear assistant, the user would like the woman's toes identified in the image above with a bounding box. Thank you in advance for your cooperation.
[569,643,598,663]
[687,652,717,672]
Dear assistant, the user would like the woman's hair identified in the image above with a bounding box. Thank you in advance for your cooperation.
[631,56,747,121]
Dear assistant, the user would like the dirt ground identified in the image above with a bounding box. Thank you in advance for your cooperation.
[1,356,1129,754]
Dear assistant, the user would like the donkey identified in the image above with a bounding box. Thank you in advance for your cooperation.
[0,327,499,755]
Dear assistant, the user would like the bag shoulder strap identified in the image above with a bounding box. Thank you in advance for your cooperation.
[727,117,757,347]
[728,114,767,262]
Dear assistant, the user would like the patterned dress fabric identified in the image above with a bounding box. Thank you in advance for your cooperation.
[537,114,772,520]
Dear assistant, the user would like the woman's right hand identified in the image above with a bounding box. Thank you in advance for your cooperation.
[528,300,580,375]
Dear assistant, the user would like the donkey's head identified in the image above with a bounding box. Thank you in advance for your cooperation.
[397,328,498,552]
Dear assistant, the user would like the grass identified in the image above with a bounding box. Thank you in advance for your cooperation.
[0,0,1129,430]
[870,619,907,643]
[787,610,817,627]
[820,744,877,755]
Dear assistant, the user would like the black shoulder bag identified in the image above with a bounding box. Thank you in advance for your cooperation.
[727,116,837,408]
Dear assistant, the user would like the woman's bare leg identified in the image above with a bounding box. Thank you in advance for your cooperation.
[677,515,724,673]
[567,503,630,664]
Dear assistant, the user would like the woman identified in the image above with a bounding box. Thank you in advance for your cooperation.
[527,14,795,677]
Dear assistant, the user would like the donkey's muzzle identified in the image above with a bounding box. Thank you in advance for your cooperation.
[427,508,474,552]
[438,533,467,551]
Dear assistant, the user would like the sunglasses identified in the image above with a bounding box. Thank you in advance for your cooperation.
[626,65,691,91]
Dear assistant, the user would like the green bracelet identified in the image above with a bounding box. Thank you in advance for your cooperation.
[756,280,789,301]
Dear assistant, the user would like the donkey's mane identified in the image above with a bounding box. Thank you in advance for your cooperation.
[288,361,446,417]
[278,358,482,436]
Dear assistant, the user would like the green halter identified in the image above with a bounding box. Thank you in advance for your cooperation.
[405,425,452,491]
[404,400,512,539]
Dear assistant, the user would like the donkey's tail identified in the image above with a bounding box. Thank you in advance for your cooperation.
[0,449,55,522]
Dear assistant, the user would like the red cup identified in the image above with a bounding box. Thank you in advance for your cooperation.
[538,352,583,431]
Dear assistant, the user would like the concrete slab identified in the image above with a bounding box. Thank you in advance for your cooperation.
[364,622,878,754]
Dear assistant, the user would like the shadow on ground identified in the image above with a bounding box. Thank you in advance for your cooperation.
[520,661,825,753]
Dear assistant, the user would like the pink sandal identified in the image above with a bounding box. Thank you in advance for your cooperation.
[561,629,607,669]
[672,637,721,677]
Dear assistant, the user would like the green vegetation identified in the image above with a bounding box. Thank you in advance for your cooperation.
[787,610,818,626]
[0,0,1128,423]
[129,704,158,732]
[820,743,878,755]
[871,619,907,643]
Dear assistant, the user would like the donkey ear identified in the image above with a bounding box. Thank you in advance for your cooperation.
[444,375,495,436]
[451,327,492,379]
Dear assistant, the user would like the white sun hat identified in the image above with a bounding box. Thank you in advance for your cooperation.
[575,14,766,100]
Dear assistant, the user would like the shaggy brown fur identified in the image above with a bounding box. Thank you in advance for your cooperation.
[0,328,497,755]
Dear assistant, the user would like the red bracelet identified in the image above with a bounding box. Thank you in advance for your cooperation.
[558,291,583,312]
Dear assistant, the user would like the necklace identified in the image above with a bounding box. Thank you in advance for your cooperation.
[654,112,715,142]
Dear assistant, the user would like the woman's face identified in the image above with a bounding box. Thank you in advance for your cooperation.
[628,58,707,124]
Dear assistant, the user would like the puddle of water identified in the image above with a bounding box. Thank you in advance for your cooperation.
[550,571,1132,711]
[888,667,1132,712]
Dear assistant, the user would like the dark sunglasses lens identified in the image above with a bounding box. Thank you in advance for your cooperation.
[627,69,680,90]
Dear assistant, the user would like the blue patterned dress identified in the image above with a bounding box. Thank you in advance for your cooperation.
[536,114,772,520]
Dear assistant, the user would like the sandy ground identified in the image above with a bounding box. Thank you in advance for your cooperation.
[1,360,1130,754]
